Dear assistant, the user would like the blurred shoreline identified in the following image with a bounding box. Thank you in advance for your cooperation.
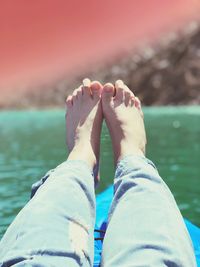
[1,21,200,109]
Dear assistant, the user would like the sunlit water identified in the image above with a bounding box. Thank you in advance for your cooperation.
[0,107,200,238]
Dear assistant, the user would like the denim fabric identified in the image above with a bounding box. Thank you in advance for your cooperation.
[0,160,95,267]
[0,156,196,267]
[102,156,196,267]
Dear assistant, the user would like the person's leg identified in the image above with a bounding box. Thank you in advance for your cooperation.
[0,79,103,267]
[101,81,196,267]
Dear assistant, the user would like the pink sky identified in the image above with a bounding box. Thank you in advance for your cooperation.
[0,0,199,97]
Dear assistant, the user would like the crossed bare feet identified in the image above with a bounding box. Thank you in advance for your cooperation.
[66,78,146,183]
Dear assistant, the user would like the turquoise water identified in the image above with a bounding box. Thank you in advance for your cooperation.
[0,107,200,238]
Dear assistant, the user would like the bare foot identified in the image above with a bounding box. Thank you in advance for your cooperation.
[66,78,103,182]
[102,80,146,165]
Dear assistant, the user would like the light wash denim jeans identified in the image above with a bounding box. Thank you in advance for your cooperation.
[0,156,196,266]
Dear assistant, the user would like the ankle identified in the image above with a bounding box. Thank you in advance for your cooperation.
[114,141,145,166]
[68,142,97,170]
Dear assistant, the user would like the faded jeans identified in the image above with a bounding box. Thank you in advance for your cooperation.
[0,156,197,266]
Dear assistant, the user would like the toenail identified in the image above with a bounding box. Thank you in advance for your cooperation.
[116,79,124,84]
[91,82,101,91]
[83,78,91,87]
[115,80,124,87]
[104,84,113,92]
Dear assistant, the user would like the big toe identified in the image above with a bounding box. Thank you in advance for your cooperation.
[82,78,91,97]
[90,81,102,98]
[102,83,115,102]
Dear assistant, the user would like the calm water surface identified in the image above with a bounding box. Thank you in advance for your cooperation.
[0,107,200,238]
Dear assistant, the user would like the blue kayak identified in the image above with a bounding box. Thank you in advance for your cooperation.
[94,186,200,267]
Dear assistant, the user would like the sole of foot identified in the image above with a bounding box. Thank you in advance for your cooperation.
[66,78,103,184]
[102,80,146,165]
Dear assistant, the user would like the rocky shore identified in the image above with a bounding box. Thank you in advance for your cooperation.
[1,21,200,109]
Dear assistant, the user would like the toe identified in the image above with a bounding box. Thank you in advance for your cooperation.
[72,88,79,97]
[123,84,133,94]
[90,81,102,98]
[135,96,141,109]
[125,91,132,106]
[115,80,125,101]
[135,96,144,117]
[130,95,135,106]
[102,83,115,101]
[66,95,73,108]
[72,88,80,104]
[122,83,136,105]
[76,86,83,98]
[82,78,91,96]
